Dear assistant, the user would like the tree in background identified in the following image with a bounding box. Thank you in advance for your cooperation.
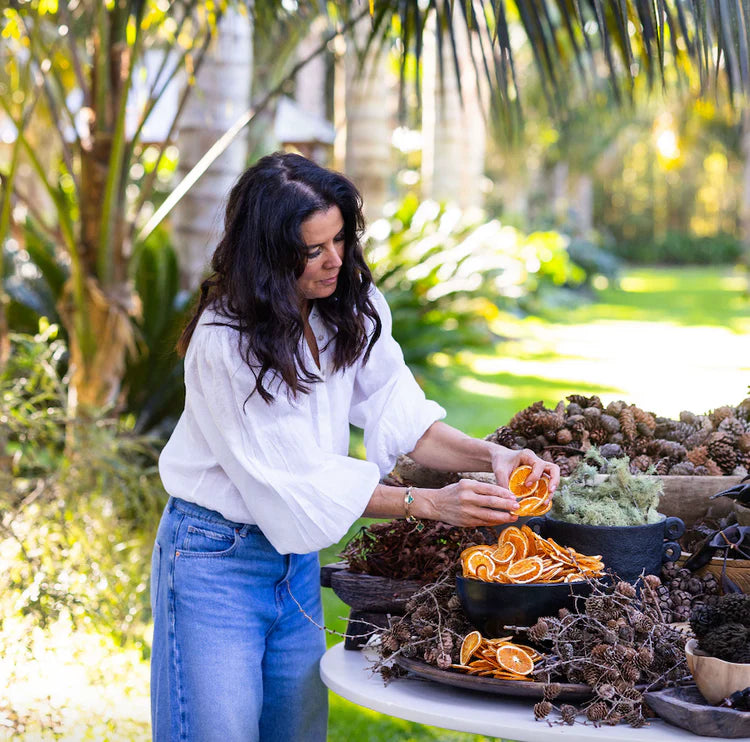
[2,0,749,419]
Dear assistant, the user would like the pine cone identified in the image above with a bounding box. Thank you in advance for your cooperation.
[484,425,517,448]
[718,416,746,439]
[654,457,671,475]
[600,442,624,459]
[707,440,737,474]
[738,432,750,453]
[684,428,712,449]
[630,454,652,473]
[700,623,749,662]
[568,394,604,410]
[560,704,578,725]
[585,416,611,445]
[534,701,552,720]
[528,618,549,641]
[586,701,609,721]
[632,406,657,432]
[556,428,573,445]
[619,407,637,441]
[655,419,697,443]
[710,405,736,426]
[718,594,750,627]
[690,603,722,638]
[704,458,724,476]
[544,682,562,700]
[647,439,687,460]
[584,665,602,686]
[625,711,646,728]
[611,581,634,599]
[669,461,696,475]
[686,446,710,466]
[635,647,654,670]
[509,401,546,437]
[567,401,583,416]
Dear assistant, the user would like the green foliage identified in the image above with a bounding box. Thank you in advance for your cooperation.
[124,228,194,435]
[0,327,166,650]
[550,449,663,526]
[4,223,192,435]
[610,231,742,265]
[368,195,593,377]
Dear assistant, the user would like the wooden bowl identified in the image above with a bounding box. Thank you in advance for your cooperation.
[686,638,750,705]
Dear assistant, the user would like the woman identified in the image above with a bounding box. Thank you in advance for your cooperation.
[150,152,559,741]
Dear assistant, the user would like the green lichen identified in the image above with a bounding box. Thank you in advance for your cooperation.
[549,448,663,526]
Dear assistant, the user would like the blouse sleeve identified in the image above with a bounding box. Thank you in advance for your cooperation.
[184,327,381,555]
[348,288,446,476]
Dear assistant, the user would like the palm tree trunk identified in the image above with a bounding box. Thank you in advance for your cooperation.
[295,18,330,165]
[66,27,138,414]
[173,9,253,290]
[341,16,393,221]
[741,109,750,272]
[422,18,487,209]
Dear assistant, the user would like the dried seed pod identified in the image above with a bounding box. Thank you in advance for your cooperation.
[586,701,609,721]
[534,701,552,720]
[544,682,562,701]
[560,704,577,725]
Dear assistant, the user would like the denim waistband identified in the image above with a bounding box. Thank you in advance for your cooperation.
[168,496,259,536]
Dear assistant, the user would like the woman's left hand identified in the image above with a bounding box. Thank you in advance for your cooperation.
[490,446,560,504]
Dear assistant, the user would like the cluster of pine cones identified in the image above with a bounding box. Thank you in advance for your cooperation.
[529,578,689,726]
[377,577,474,676]
[486,395,750,477]
[690,594,750,663]
[654,563,720,623]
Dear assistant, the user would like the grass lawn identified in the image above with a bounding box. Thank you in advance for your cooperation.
[2,266,748,740]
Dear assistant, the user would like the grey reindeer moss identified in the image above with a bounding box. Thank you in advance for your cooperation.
[549,448,663,526]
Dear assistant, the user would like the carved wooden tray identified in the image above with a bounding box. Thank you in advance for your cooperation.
[394,655,594,701]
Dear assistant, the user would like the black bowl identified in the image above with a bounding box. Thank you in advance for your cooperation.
[526,515,684,584]
[456,575,594,635]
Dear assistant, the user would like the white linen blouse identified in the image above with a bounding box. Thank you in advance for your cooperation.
[158,287,446,555]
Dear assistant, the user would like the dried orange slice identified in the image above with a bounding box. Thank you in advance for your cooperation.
[506,556,544,583]
[534,474,550,499]
[460,630,482,665]
[508,465,538,498]
[464,550,495,577]
[516,496,546,516]
[499,526,529,560]
[496,644,534,675]
[493,541,515,564]
[475,564,490,580]
[460,544,493,561]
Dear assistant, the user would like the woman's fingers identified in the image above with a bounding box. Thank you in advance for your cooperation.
[516,450,561,492]
[455,479,518,511]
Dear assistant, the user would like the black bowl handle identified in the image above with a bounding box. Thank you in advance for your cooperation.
[662,541,681,563]
[525,516,546,535]
[664,516,685,541]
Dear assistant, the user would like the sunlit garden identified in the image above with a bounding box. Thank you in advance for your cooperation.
[2,2,750,741]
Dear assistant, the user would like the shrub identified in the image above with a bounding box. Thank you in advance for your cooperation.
[0,325,166,651]
[611,231,742,265]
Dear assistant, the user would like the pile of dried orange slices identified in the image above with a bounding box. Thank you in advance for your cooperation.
[460,525,605,584]
[509,464,552,516]
[452,630,542,680]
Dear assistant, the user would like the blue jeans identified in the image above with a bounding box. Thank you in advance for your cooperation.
[150,497,328,741]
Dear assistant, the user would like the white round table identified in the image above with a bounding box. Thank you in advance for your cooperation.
[320,643,750,741]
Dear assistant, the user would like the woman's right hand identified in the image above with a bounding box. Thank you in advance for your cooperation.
[424,479,520,527]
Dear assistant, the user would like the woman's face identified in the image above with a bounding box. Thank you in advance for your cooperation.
[297,205,345,305]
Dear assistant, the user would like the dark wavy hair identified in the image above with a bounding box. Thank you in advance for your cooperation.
[177,152,382,403]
